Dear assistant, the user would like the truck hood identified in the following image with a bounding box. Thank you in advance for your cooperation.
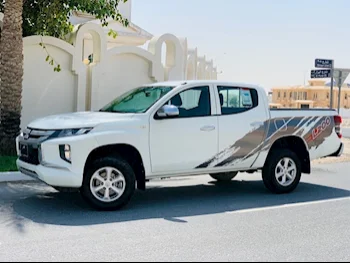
[27,112,135,130]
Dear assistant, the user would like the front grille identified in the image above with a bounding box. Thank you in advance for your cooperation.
[19,127,52,166]
[19,146,40,165]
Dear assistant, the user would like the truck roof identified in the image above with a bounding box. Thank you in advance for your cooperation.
[143,80,266,93]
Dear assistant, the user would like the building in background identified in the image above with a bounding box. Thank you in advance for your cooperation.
[270,80,350,109]
[267,91,273,104]
[66,0,218,80]
[69,0,154,48]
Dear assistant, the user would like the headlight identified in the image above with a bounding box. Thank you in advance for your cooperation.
[55,128,93,138]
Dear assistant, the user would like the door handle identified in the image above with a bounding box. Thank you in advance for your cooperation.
[200,125,216,132]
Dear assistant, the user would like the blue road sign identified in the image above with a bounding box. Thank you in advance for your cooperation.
[315,59,333,69]
[311,69,332,79]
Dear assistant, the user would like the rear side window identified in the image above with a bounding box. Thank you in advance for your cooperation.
[217,86,258,115]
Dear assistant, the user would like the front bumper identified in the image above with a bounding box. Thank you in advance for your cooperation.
[17,159,82,187]
[16,131,98,188]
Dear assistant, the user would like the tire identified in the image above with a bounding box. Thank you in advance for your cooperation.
[210,172,238,182]
[80,156,136,211]
[262,149,302,194]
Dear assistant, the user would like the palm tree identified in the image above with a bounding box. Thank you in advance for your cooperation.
[0,0,24,155]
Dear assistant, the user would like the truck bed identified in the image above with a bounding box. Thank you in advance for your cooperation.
[270,108,338,112]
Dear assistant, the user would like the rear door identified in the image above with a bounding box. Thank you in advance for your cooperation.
[212,85,269,170]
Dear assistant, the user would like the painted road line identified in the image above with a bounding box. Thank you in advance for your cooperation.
[227,197,350,214]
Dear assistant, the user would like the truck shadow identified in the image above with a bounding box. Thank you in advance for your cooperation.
[11,179,350,227]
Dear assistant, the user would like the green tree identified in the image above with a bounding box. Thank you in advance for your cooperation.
[0,0,129,39]
[0,0,24,155]
[0,0,128,155]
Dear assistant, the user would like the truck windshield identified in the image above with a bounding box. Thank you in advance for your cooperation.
[100,86,174,113]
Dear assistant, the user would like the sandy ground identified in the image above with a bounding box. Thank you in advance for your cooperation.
[343,118,350,128]
[312,137,350,164]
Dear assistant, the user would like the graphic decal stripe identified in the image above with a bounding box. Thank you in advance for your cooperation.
[195,115,334,169]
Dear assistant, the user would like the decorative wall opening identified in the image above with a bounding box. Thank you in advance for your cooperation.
[19,23,218,128]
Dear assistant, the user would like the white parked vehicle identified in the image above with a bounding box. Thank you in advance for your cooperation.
[16,80,344,210]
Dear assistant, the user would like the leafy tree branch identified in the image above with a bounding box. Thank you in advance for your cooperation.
[1,0,129,39]
[0,0,129,70]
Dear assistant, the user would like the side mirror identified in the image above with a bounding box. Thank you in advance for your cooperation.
[156,105,179,118]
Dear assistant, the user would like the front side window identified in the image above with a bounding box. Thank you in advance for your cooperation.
[100,86,174,113]
[166,86,211,118]
[217,86,258,115]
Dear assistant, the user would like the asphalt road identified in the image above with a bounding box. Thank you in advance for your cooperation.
[0,163,350,262]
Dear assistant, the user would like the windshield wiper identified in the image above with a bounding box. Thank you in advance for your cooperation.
[99,109,126,113]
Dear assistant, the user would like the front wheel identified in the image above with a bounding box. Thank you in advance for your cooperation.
[80,156,136,211]
[262,149,302,194]
[210,172,238,182]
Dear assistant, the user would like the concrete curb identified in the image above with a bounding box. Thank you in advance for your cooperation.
[0,171,35,183]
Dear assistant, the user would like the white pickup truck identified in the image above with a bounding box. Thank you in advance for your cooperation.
[16,80,344,210]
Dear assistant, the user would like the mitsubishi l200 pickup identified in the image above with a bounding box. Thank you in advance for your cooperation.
[16,80,344,210]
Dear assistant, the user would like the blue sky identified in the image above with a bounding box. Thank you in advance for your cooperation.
[132,0,350,90]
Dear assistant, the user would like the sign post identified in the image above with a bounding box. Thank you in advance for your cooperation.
[337,71,342,114]
[330,68,334,109]
[310,69,332,78]
[313,59,334,109]
[333,68,350,114]
[315,59,333,69]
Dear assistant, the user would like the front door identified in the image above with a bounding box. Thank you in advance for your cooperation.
[150,85,218,174]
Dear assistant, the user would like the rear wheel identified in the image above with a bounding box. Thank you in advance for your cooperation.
[210,172,238,182]
[262,149,302,194]
[80,156,136,211]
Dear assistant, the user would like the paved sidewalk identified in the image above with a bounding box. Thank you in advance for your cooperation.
[0,171,35,183]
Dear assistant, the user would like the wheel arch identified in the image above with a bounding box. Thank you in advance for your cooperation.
[265,135,311,174]
[84,143,146,190]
